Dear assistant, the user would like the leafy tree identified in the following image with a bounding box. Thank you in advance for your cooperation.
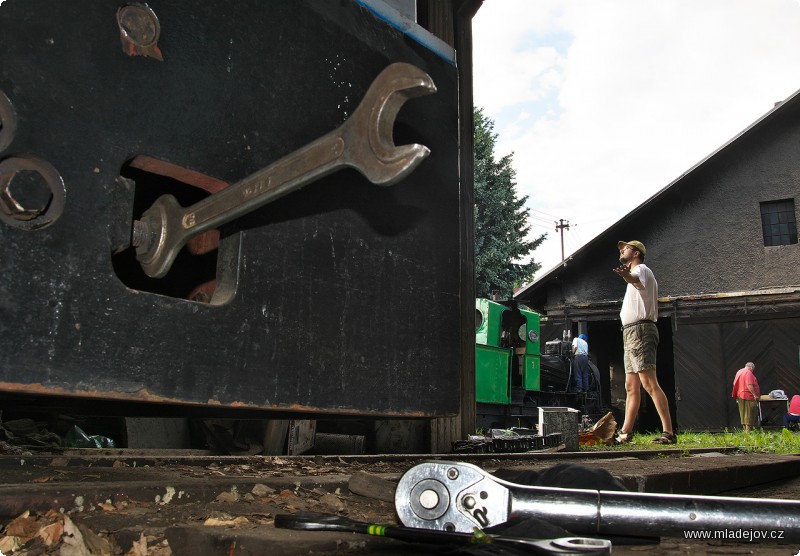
[474,107,544,298]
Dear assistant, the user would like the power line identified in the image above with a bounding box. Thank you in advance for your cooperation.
[531,207,560,220]
[529,214,555,225]
[564,228,585,258]
[529,221,553,231]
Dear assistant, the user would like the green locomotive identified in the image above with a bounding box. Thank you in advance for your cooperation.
[475,298,605,429]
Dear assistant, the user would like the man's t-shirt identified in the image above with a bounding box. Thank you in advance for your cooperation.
[620,263,658,325]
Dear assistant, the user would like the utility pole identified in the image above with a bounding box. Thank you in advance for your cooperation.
[555,219,570,262]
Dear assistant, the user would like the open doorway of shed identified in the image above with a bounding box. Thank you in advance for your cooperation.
[544,318,676,434]
[586,318,675,433]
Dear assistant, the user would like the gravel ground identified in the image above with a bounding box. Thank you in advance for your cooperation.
[1,449,800,555]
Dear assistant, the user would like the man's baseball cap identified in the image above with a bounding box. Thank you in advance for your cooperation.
[617,240,646,256]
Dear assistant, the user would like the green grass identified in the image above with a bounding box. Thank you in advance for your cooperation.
[582,428,800,454]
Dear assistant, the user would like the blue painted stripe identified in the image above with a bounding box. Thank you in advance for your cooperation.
[355,0,457,65]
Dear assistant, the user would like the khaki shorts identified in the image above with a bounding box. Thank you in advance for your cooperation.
[623,321,659,373]
[737,398,759,427]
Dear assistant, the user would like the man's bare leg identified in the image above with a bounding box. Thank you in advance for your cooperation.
[639,368,673,433]
[621,372,642,435]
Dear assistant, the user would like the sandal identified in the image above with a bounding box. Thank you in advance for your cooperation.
[652,431,677,445]
[615,431,634,445]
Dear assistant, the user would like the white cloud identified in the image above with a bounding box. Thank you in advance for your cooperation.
[473,0,800,278]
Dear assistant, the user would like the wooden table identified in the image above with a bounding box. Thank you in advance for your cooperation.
[759,397,790,428]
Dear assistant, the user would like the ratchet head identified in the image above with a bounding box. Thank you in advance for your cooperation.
[395,461,511,533]
[344,62,436,185]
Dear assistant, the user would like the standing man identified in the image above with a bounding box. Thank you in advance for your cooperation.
[612,240,675,445]
[572,333,590,392]
[731,362,760,433]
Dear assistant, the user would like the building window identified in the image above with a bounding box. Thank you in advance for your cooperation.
[760,199,797,246]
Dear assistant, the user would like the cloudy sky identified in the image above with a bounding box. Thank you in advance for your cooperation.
[472,0,800,280]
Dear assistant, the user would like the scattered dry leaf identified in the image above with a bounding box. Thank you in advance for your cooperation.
[319,493,346,513]
[215,491,240,503]
[76,521,114,555]
[61,516,90,556]
[0,535,23,553]
[203,516,250,528]
[6,511,40,542]
[251,484,275,497]
[149,538,172,556]
[38,519,64,546]
[125,532,147,556]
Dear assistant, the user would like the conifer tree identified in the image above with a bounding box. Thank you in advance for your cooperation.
[474,107,544,298]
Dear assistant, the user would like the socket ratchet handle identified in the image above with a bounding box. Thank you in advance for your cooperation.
[396,461,800,542]
[133,62,436,278]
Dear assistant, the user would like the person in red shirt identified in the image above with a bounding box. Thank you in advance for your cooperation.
[784,395,800,430]
[731,362,760,433]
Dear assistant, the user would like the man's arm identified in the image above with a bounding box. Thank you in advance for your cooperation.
[748,384,758,398]
[612,265,644,290]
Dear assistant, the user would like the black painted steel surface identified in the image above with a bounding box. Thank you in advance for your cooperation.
[0,1,461,416]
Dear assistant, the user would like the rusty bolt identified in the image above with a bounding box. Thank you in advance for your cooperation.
[132,219,153,250]
[0,156,65,230]
[0,169,49,221]
[117,4,163,61]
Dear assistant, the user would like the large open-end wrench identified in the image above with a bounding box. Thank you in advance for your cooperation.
[275,512,611,555]
[396,461,800,541]
[132,62,436,278]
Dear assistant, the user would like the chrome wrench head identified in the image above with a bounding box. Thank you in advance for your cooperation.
[396,461,611,554]
[395,461,511,532]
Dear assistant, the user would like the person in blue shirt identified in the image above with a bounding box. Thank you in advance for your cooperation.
[572,333,590,393]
